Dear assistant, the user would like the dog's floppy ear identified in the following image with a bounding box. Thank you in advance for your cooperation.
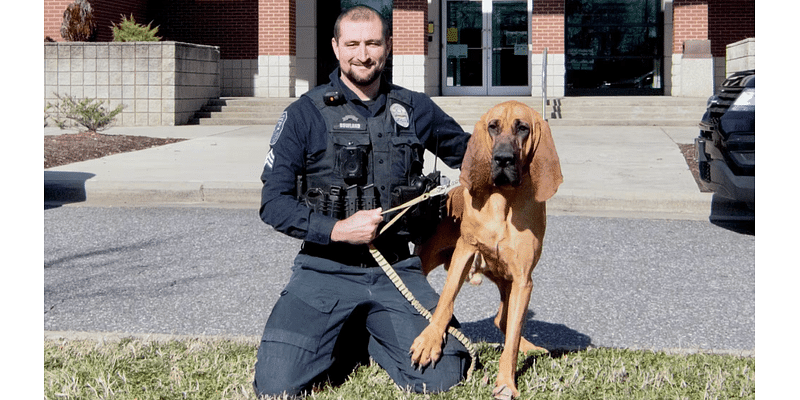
[528,112,563,202]
[459,118,493,196]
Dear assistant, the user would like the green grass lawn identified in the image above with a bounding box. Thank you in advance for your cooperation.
[44,337,754,400]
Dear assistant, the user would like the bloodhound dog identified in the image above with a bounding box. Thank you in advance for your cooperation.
[411,101,563,399]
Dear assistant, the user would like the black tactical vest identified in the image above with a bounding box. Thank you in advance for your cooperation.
[296,83,442,242]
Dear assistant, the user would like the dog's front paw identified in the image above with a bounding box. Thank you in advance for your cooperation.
[492,383,518,400]
[409,326,445,367]
[493,368,521,399]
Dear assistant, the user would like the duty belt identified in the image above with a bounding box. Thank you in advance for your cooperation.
[299,238,411,268]
[300,184,377,220]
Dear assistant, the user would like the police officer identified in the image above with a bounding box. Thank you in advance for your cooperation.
[254,5,471,397]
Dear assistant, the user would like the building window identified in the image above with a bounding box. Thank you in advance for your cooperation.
[565,0,663,96]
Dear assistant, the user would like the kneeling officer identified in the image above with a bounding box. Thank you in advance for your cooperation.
[254,5,471,398]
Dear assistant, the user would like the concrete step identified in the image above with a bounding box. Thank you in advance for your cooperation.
[195,118,277,126]
[547,118,699,127]
[433,97,705,127]
[187,97,296,125]
[189,96,708,127]
[204,97,297,108]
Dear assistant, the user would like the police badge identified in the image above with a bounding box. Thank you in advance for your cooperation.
[390,103,410,128]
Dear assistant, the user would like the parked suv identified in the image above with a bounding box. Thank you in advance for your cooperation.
[695,69,755,209]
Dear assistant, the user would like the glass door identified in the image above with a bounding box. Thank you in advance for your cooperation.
[443,0,531,96]
[443,0,485,95]
[490,1,529,95]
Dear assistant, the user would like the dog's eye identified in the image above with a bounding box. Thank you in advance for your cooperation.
[487,120,501,136]
[515,121,530,138]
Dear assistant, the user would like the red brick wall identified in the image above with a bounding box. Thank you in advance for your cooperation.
[673,0,708,54]
[150,0,259,59]
[673,0,754,57]
[259,0,296,57]
[44,0,260,59]
[45,0,149,42]
[708,0,755,57]
[532,0,564,54]
[91,0,149,42]
[44,0,74,41]
[393,0,427,55]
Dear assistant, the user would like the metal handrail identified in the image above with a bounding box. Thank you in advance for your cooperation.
[542,47,548,120]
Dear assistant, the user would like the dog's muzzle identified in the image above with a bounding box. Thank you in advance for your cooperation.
[491,141,521,187]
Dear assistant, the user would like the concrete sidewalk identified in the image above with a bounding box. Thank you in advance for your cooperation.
[44,123,717,220]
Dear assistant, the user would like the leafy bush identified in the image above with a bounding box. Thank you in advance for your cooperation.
[111,14,161,42]
[46,94,125,133]
[60,0,96,42]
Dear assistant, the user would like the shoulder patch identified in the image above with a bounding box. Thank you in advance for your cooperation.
[270,111,288,146]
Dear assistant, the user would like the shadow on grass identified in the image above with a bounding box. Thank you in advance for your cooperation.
[461,315,592,381]
[460,314,592,353]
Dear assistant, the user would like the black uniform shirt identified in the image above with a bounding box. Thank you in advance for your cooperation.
[260,68,470,245]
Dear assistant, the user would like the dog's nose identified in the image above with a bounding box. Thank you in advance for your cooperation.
[494,153,515,168]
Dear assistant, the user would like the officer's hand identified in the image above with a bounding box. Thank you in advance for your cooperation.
[330,208,383,245]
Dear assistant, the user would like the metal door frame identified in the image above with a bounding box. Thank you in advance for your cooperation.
[441,0,532,96]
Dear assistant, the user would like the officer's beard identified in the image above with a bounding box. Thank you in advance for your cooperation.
[343,62,383,88]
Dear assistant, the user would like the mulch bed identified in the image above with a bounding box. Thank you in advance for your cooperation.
[678,143,712,193]
[44,132,185,169]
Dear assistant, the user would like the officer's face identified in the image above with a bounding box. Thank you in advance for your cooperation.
[332,17,391,89]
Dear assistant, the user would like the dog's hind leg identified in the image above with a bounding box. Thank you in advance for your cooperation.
[468,252,485,285]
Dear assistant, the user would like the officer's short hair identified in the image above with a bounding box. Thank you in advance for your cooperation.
[333,5,390,44]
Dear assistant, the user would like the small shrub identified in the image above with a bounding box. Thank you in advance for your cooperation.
[60,0,96,42]
[111,14,161,42]
[46,94,125,133]
[45,103,66,129]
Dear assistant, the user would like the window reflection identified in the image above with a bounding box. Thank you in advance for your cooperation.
[565,0,663,95]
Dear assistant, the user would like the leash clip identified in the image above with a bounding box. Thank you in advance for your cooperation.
[381,184,458,215]
[379,181,457,235]
[427,181,457,198]
[381,181,456,216]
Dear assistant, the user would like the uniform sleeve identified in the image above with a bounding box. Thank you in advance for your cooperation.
[259,100,338,244]
[413,94,470,170]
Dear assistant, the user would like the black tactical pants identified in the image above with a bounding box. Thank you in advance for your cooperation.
[253,254,470,397]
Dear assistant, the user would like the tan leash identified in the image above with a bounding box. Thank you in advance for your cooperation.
[369,183,477,380]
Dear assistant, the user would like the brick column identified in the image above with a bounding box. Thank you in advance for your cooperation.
[672,0,712,97]
[673,0,708,55]
[393,0,427,92]
[257,0,296,97]
[532,0,565,98]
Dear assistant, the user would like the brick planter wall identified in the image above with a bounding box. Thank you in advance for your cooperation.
[45,41,220,126]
